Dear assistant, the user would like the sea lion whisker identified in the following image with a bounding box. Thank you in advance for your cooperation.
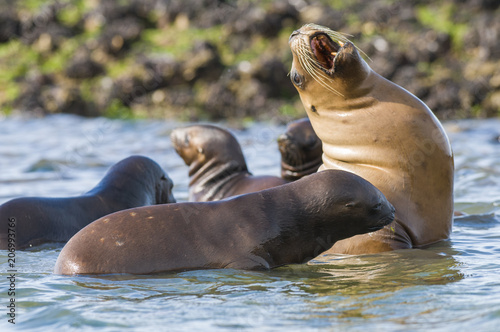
[295,40,344,96]
[305,63,343,96]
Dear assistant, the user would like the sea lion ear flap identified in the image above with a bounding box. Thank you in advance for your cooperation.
[197,147,204,154]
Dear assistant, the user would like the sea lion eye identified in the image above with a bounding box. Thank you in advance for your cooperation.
[291,71,304,88]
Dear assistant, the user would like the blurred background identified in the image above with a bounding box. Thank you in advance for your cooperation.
[0,0,498,122]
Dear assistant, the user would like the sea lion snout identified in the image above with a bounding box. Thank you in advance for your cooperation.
[277,133,290,146]
[369,191,395,227]
[170,128,189,149]
[157,173,176,204]
[289,29,300,43]
[372,200,395,231]
[278,118,322,182]
[277,133,296,154]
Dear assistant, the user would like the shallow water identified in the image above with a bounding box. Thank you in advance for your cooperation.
[0,115,499,331]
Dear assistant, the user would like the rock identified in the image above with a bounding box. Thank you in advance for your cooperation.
[14,70,97,117]
[251,57,296,99]
[113,75,146,106]
[40,85,98,117]
[464,12,500,61]
[391,65,429,100]
[197,70,242,119]
[298,4,345,31]
[13,72,53,115]
[227,0,298,38]
[483,91,500,116]
[0,12,20,43]
[140,55,185,88]
[98,16,144,56]
[423,79,462,119]
[19,3,75,50]
[182,41,224,83]
[404,30,451,64]
[367,37,408,80]
[65,51,105,79]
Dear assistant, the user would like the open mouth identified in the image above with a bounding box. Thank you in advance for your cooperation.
[310,33,343,71]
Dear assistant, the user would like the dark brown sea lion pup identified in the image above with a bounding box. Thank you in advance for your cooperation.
[0,156,175,250]
[54,170,395,275]
[288,23,454,254]
[278,118,322,181]
[171,124,286,201]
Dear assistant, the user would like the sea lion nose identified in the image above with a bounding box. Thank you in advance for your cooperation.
[289,30,300,42]
[277,133,289,143]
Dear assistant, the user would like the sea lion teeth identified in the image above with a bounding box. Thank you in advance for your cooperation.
[310,33,339,70]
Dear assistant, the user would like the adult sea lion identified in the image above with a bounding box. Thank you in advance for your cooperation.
[54,169,395,275]
[0,155,175,249]
[288,24,454,254]
[171,124,286,201]
[278,118,322,181]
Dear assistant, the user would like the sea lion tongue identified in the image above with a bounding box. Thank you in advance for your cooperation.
[310,33,341,71]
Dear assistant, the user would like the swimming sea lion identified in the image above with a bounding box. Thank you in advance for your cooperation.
[288,24,454,254]
[0,155,175,249]
[53,169,395,275]
[278,118,322,181]
[171,124,286,201]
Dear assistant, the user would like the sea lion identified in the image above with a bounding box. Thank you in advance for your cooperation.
[0,155,175,249]
[53,169,395,275]
[171,124,286,202]
[288,23,454,254]
[278,118,322,181]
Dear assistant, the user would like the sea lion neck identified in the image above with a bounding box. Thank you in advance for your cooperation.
[188,158,249,201]
[251,178,340,265]
[280,156,322,180]
[297,75,377,116]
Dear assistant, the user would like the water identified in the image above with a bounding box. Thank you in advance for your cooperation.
[0,115,499,331]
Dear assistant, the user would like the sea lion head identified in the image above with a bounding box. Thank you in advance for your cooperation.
[288,24,371,109]
[171,124,248,172]
[154,168,176,205]
[100,155,176,205]
[277,118,322,181]
[302,170,395,239]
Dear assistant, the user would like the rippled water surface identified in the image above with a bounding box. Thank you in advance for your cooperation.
[1,115,499,331]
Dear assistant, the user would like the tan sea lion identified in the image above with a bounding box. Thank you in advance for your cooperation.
[53,170,395,275]
[278,117,322,181]
[0,156,175,249]
[288,23,454,254]
[171,124,286,201]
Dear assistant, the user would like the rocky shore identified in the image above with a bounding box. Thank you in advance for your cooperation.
[0,0,498,121]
